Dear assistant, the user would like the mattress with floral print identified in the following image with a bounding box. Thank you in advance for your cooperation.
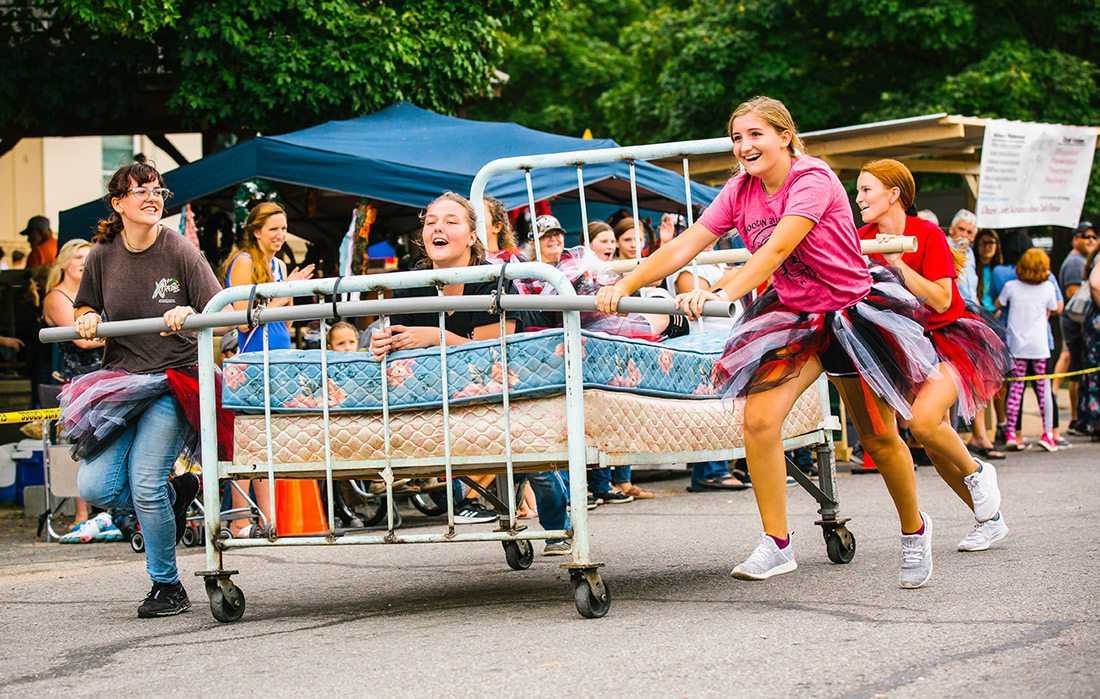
[221,328,730,413]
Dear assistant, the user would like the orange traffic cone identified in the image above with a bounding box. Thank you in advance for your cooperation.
[274,479,328,536]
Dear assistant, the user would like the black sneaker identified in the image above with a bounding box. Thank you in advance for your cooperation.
[587,494,600,510]
[137,581,191,618]
[170,473,200,544]
[453,500,497,524]
[595,490,633,505]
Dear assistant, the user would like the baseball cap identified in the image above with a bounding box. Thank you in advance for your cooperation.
[535,214,565,238]
[1075,220,1094,236]
[19,215,50,237]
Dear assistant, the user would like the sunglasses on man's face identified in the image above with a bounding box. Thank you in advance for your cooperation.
[1078,234,1098,241]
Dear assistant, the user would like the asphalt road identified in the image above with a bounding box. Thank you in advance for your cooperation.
[0,438,1096,698]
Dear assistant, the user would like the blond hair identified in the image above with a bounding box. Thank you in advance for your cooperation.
[220,202,287,285]
[728,96,806,157]
[46,239,92,293]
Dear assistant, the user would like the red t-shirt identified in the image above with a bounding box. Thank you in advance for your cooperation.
[859,216,964,330]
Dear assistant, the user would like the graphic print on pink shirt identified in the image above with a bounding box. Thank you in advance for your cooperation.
[698,155,870,312]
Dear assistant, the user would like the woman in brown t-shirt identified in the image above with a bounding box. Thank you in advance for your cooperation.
[67,162,223,619]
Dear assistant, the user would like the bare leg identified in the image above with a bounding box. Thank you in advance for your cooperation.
[968,405,995,450]
[231,478,273,535]
[832,376,923,533]
[73,497,89,525]
[742,357,825,538]
[908,364,977,510]
[910,365,978,476]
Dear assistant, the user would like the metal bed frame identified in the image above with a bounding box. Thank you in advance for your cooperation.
[41,135,917,621]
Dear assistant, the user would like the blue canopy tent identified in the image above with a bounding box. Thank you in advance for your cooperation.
[59,103,720,248]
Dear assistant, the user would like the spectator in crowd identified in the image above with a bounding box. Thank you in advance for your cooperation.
[43,240,104,380]
[0,247,7,270]
[992,230,1065,443]
[948,210,979,304]
[1055,221,1098,435]
[42,239,108,540]
[20,216,58,269]
[916,210,940,226]
[327,321,360,353]
[220,203,315,537]
[967,229,1006,458]
[1076,243,1100,434]
[998,249,1062,451]
[10,250,27,270]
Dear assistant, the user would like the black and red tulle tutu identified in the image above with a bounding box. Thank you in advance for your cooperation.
[713,268,939,419]
[928,302,1011,420]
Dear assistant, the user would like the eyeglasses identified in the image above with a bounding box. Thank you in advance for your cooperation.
[1078,234,1098,241]
[127,187,173,202]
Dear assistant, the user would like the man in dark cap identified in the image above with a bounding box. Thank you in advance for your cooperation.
[20,215,57,269]
[1056,220,1098,434]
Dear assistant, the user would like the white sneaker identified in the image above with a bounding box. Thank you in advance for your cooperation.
[958,513,1008,552]
[963,460,1001,523]
[731,533,797,580]
[899,513,933,589]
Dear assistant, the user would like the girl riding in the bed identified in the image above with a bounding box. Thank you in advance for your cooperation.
[595,96,940,588]
[856,159,1010,553]
[369,193,572,553]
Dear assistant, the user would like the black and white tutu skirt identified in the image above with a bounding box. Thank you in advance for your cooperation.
[713,268,939,419]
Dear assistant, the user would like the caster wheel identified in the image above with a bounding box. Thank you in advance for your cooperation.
[502,540,534,570]
[824,526,856,564]
[573,575,612,619]
[410,491,448,517]
[208,583,246,623]
[130,531,145,554]
[181,525,199,548]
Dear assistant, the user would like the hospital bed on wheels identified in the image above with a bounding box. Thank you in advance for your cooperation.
[43,259,877,622]
[40,131,915,620]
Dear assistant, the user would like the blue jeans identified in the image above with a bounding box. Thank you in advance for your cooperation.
[690,460,729,488]
[563,467,616,495]
[611,466,632,485]
[78,395,184,584]
[524,471,571,544]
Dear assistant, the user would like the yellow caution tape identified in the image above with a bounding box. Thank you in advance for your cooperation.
[1005,366,1100,382]
[0,408,60,424]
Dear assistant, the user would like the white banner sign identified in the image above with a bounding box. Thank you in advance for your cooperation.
[977,119,1096,229]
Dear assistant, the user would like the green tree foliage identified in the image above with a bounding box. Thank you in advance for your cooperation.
[467,0,645,138]
[0,0,556,137]
[482,0,1097,144]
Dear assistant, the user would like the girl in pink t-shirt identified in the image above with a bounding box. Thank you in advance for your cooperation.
[595,96,939,588]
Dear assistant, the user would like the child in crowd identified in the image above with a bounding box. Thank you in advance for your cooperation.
[327,321,360,353]
[998,248,1062,451]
